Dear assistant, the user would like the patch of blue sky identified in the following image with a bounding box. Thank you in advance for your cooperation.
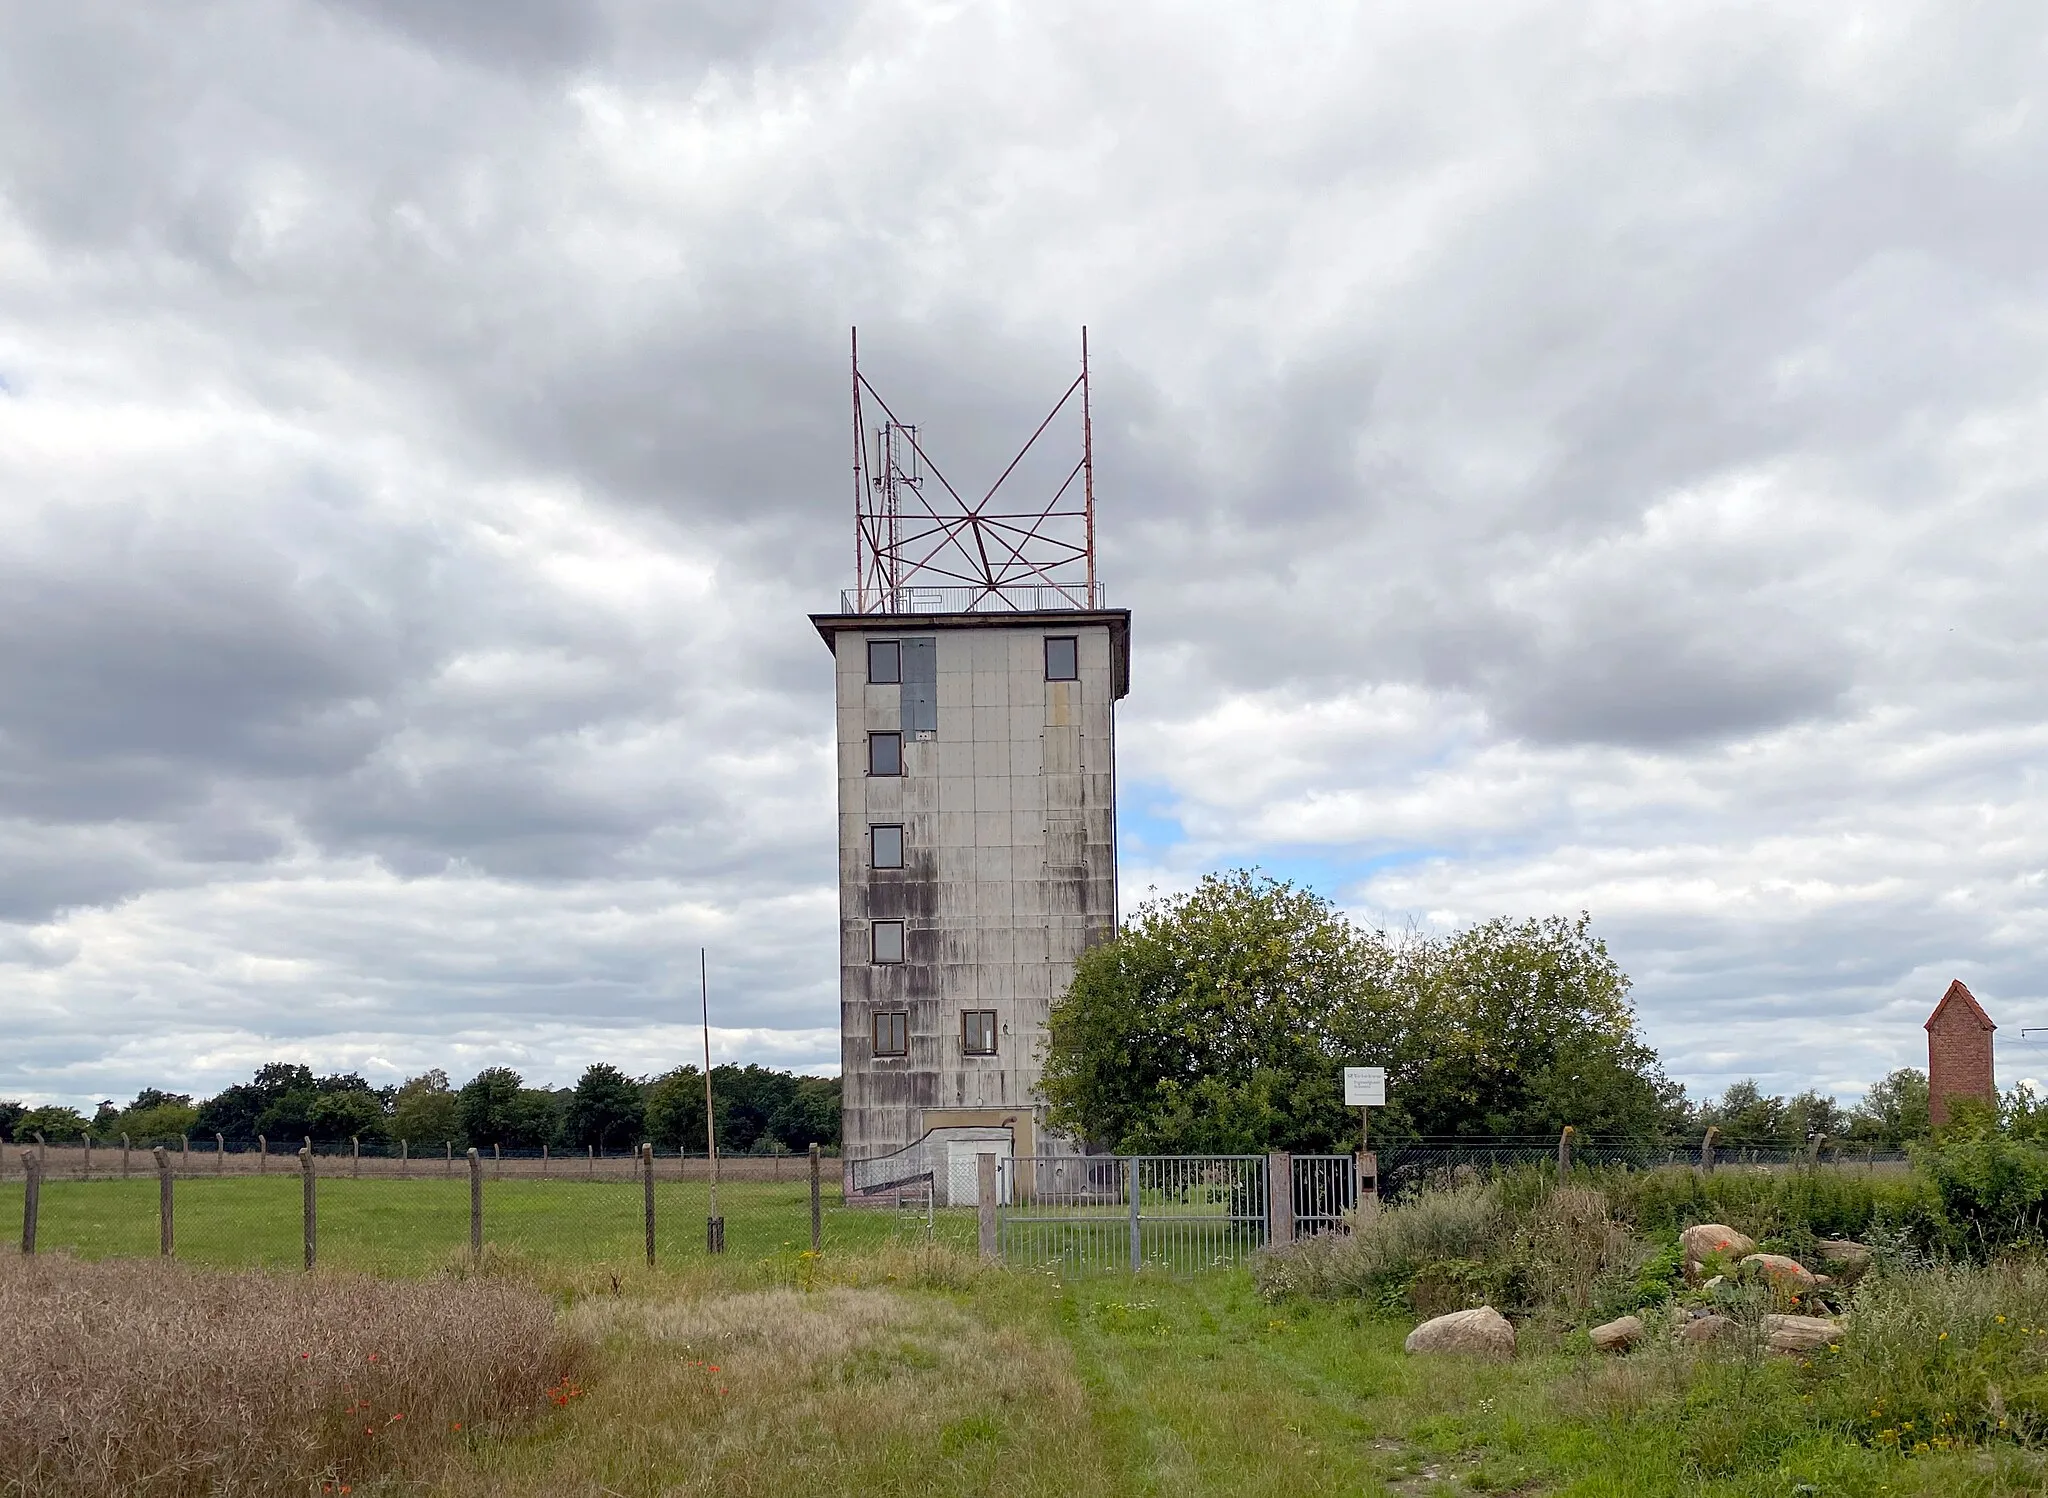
[1116,779,1448,908]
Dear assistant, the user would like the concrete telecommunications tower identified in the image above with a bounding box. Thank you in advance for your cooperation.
[810,331,1129,1201]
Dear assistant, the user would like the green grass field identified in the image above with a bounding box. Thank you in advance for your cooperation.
[0,1176,973,1273]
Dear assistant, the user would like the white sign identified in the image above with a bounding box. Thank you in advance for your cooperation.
[1343,1066,1387,1107]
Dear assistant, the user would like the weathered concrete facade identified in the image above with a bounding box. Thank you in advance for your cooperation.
[810,609,1130,1174]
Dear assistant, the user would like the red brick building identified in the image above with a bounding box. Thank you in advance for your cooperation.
[1925,979,1996,1127]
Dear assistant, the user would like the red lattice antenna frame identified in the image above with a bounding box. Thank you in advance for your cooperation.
[849,328,1098,614]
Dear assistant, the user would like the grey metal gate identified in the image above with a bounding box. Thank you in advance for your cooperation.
[1290,1154,1359,1236]
[996,1155,1267,1273]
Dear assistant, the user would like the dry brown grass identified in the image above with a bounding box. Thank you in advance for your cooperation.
[447,1273,1112,1498]
[0,1251,585,1496]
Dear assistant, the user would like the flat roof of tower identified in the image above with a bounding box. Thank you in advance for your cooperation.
[809,607,1131,700]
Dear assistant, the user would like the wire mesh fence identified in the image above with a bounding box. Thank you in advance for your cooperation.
[0,1145,965,1274]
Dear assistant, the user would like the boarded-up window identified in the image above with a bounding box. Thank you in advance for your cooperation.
[900,636,937,737]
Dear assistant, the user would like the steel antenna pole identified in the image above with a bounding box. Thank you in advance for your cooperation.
[701,946,724,1252]
[1081,326,1095,603]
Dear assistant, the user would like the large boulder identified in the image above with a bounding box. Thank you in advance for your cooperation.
[1740,1253,1819,1290]
[1678,1313,1738,1345]
[1763,1314,1842,1355]
[1681,1223,1757,1262]
[1589,1315,1644,1354]
[1403,1306,1516,1359]
[1681,1224,1758,1281]
[1816,1240,1873,1283]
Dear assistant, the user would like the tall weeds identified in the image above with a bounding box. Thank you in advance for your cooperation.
[0,1253,585,1496]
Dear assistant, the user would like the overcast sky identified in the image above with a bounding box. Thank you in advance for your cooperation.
[3,0,2044,1111]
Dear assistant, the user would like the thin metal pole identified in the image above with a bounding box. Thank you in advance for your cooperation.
[1127,1158,1140,1272]
[702,946,724,1252]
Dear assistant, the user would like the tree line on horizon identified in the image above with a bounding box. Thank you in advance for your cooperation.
[0,1061,841,1155]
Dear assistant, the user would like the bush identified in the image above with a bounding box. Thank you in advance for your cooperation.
[1816,1258,2048,1452]
[0,1254,586,1495]
[1253,1179,1502,1304]
[1915,1132,2048,1256]
[1600,1162,1944,1249]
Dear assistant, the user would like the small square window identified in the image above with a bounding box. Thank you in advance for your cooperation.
[867,731,902,776]
[867,639,901,684]
[1044,636,1078,681]
[870,824,904,869]
[873,1011,908,1056]
[870,920,905,964]
[962,1010,998,1056]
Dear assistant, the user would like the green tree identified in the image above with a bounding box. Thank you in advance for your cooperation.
[309,1089,387,1145]
[1394,914,1673,1139]
[0,1100,24,1142]
[118,1098,201,1145]
[12,1104,88,1141]
[770,1075,842,1150]
[562,1064,645,1151]
[1848,1067,1931,1146]
[1042,871,1675,1153]
[390,1070,461,1149]
[195,1062,316,1143]
[645,1066,708,1151]
[455,1067,555,1148]
[1042,871,1404,1153]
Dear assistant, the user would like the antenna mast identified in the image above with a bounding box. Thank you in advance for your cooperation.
[845,329,1100,615]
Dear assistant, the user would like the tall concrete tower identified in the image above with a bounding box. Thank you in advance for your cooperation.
[812,332,1128,1199]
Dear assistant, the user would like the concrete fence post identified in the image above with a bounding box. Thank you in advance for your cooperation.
[641,1143,656,1269]
[1699,1125,1719,1175]
[1265,1152,1294,1249]
[445,1140,454,1177]
[587,1144,594,1178]
[1807,1132,1827,1166]
[1557,1126,1576,1177]
[493,1142,502,1179]
[809,1143,822,1253]
[977,1151,999,1262]
[258,1134,268,1175]
[351,1135,360,1178]
[20,1150,40,1255]
[155,1146,174,1258]
[399,1138,408,1177]
[541,1142,549,1177]
[121,1133,131,1179]
[299,1145,316,1271]
[82,1136,91,1180]
[34,1132,46,1171]
[215,1133,225,1174]
[181,1133,190,1174]
[467,1148,482,1263]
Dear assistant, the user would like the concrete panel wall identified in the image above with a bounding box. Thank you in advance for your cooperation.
[836,620,1120,1162]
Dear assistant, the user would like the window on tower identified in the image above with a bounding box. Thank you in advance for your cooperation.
[1045,636,1078,681]
[867,731,902,776]
[872,1010,908,1056]
[870,920,905,964]
[870,824,904,868]
[961,1010,998,1056]
[868,639,901,684]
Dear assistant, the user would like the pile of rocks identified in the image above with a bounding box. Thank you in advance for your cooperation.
[1400,1224,1869,1362]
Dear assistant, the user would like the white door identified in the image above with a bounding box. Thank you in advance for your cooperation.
[945,1141,1011,1207]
